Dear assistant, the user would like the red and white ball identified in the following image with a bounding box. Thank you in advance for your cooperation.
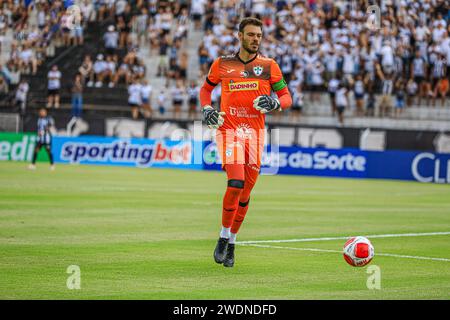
[343,236,374,267]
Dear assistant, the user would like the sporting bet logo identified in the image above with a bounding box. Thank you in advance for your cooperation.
[228,81,259,92]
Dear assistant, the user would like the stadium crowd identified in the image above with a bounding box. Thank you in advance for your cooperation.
[0,0,90,111]
[70,0,197,119]
[1,0,449,125]
[197,0,450,123]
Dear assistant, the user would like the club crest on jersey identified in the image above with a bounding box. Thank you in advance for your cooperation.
[253,66,263,76]
[228,80,259,91]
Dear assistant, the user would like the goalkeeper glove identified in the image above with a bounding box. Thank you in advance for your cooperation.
[253,95,281,114]
[202,105,226,129]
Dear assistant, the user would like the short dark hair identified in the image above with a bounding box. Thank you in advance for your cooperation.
[238,17,263,33]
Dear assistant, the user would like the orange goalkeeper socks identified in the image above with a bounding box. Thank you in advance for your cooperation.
[231,198,250,234]
[221,185,243,228]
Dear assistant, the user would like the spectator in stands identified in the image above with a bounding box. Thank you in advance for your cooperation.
[431,52,448,107]
[406,78,418,107]
[0,8,8,54]
[60,9,72,47]
[171,81,185,119]
[104,55,116,88]
[147,17,160,54]
[290,83,303,123]
[175,8,189,41]
[113,61,130,87]
[157,88,166,116]
[379,74,395,118]
[335,82,349,125]
[71,73,83,119]
[97,1,108,22]
[114,0,127,21]
[0,75,8,98]
[0,62,12,87]
[135,7,148,47]
[104,25,119,57]
[177,50,188,86]
[128,77,142,120]
[327,76,339,116]
[198,41,210,77]
[131,58,146,82]
[187,80,199,120]
[411,50,428,106]
[117,13,131,50]
[160,6,174,37]
[191,0,206,30]
[93,54,107,88]
[47,64,61,109]
[71,15,84,46]
[394,78,406,118]
[80,0,94,26]
[433,68,449,108]
[14,79,29,115]
[353,74,366,117]
[140,79,152,118]
[18,42,38,75]
[157,34,170,77]
[366,92,376,117]
[309,60,324,103]
[79,54,93,86]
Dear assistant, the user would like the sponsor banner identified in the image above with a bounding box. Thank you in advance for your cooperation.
[0,132,49,162]
[366,151,450,183]
[202,142,367,178]
[202,142,450,184]
[52,136,202,170]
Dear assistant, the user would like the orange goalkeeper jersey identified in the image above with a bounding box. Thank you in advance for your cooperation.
[206,53,287,133]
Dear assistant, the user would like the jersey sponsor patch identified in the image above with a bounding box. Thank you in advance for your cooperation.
[240,70,250,78]
[228,80,259,92]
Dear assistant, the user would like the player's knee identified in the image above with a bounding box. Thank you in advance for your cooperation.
[239,197,250,207]
[227,179,244,189]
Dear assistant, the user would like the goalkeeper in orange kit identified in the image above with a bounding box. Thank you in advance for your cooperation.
[199,17,292,267]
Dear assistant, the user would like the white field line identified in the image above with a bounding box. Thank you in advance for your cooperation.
[237,231,450,245]
[240,243,450,262]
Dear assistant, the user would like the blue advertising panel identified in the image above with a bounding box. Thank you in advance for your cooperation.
[52,136,202,170]
[50,137,450,183]
[366,150,450,183]
[261,146,368,178]
[202,142,368,178]
[202,141,450,184]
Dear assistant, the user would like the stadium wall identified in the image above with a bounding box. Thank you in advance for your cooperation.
[202,142,450,184]
[21,112,449,152]
[1,133,449,184]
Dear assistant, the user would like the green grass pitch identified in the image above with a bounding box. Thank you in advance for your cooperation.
[0,161,449,299]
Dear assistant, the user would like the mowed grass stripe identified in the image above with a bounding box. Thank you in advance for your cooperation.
[0,161,449,299]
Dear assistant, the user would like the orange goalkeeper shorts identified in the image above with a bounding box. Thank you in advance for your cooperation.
[215,128,265,170]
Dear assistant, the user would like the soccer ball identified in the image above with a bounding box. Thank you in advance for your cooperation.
[343,236,374,267]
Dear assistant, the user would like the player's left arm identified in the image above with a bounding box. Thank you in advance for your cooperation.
[253,59,292,113]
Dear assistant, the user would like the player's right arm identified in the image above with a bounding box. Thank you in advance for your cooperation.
[199,58,225,129]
